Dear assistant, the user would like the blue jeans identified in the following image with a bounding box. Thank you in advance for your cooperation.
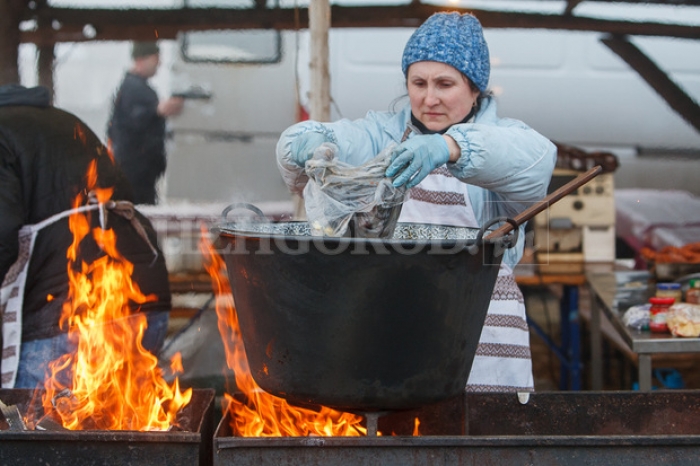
[15,310,169,389]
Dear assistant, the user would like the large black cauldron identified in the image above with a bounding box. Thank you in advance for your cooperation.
[216,219,517,412]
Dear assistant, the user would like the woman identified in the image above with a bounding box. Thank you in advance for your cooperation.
[276,12,556,392]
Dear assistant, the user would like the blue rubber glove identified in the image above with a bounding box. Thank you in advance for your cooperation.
[289,131,328,167]
[385,134,450,188]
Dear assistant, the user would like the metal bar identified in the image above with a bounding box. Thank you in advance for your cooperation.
[527,314,570,365]
[639,354,653,391]
[567,285,582,391]
[559,286,571,390]
[590,284,603,390]
[601,34,700,134]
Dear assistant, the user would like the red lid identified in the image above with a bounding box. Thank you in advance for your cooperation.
[649,297,676,305]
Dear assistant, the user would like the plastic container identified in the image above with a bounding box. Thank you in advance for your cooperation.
[656,282,682,303]
[687,279,700,304]
[649,297,676,333]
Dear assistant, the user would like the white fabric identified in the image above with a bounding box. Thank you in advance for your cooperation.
[1,204,101,388]
[400,176,534,392]
[398,171,479,228]
[1,226,34,388]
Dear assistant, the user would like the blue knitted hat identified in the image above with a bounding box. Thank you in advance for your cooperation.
[402,12,490,92]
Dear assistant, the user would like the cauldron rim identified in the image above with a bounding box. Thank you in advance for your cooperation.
[217,220,502,247]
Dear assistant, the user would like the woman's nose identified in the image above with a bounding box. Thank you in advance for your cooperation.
[424,86,440,106]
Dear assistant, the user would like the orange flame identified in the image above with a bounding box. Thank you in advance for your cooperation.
[41,160,192,431]
[413,417,421,436]
[199,228,367,437]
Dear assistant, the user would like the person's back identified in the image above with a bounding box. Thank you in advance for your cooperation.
[0,86,171,387]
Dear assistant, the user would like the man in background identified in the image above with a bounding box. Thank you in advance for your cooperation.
[108,41,184,205]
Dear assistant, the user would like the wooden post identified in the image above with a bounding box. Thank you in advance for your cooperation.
[0,0,23,85]
[294,0,331,219]
[36,0,54,102]
[308,0,331,122]
[37,45,55,102]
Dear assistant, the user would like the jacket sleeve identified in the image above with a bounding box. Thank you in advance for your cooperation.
[276,112,395,194]
[0,144,24,281]
[445,114,557,216]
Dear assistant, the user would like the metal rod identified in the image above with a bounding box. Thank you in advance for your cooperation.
[365,412,379,437]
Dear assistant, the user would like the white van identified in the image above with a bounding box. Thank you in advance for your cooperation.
[23,2,700,203]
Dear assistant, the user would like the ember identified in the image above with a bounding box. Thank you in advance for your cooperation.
[199,229,368,437]
[40,160,192,431]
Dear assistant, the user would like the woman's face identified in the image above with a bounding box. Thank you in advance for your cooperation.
[407,61,480,132]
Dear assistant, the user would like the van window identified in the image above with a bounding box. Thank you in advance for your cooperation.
[181,30,282,64]
[181,0,282,64]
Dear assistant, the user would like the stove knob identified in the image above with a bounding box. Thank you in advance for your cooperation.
[573,200,584,211]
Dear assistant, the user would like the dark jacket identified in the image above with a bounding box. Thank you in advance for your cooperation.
[107,72,167,204]
[0,85,171,342]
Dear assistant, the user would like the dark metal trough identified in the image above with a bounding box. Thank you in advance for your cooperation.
[0,388,215,466]
[214,391,700,466]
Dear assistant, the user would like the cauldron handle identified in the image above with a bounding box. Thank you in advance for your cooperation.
[476,217,519,253]
[221,203,267,221]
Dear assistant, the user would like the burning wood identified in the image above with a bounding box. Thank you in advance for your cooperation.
[0,398,26,431]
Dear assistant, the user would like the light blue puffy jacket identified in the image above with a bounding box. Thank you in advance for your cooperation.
[276,96,557,268]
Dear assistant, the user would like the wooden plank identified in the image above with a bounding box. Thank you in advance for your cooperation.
[19,5,700,46]
[601,34,700,133]
[309,0,330,122]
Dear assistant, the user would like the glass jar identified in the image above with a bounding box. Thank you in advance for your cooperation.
[656,282,682,303]
[687,279,700,304]
[649,297,675,333]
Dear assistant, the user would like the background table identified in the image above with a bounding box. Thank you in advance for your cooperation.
[588,271,700,391]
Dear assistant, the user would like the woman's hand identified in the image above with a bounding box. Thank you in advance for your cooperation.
[385,134,453,188]
[289,132,328,167]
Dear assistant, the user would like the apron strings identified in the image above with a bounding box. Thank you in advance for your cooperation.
[87,192,159,265]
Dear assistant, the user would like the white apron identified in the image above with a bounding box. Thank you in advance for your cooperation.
[400,167,534,393]
[1,199,156,388]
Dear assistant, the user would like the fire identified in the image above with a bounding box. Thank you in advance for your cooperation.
[41,160,192,431]
[199,229,367,437]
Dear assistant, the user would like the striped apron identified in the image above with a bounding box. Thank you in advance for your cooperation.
[1,206,100,388]
[399,166,534,393]
[1,199,157,388]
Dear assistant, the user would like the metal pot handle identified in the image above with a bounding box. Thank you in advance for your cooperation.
[221,203,267,221]
[476,217,519,252]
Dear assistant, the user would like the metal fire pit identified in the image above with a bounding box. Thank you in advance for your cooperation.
[214,391,700,465]
[0,388,215,466]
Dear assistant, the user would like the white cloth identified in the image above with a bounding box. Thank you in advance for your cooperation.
[399,170,534,393]
[1,204,102,388]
